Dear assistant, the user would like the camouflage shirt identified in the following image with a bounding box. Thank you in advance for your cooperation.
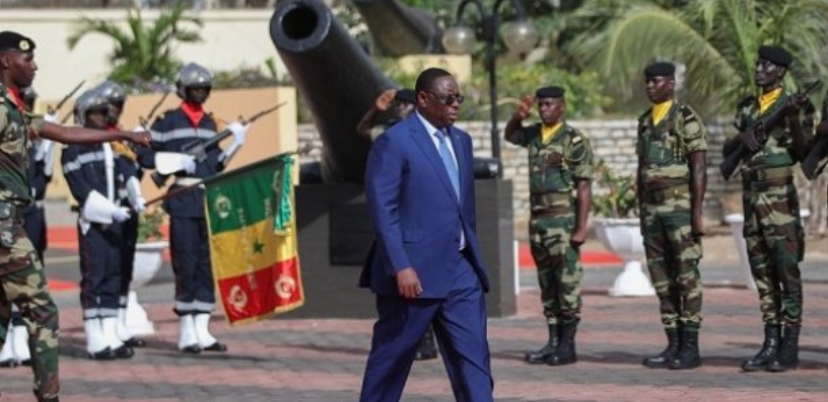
[0,84,45,207]
[507,122,594,197]
[637,101,707,188]
[732,88,815,169]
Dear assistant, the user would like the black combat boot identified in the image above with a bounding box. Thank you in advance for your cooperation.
[546,319,578,366]
[414,325,438,361]
[741,324,780,372]
[669,329,701,369]
[524,323,559,364]
[767,325,800,372]
[642,328,680,369]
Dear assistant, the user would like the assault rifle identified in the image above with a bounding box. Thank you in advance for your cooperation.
[150,102,287,188]
[720,80,821,180]
[802,131,828,179]
[47,80,85,115]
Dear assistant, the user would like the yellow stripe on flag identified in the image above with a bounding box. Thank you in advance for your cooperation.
[210,218,297,281]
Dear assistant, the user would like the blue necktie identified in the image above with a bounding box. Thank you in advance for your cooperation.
[436,130,460,200]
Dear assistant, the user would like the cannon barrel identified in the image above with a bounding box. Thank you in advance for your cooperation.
[270,0,394,183]
[352,0,444,56]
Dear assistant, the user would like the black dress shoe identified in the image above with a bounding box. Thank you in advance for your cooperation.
[88,347,116,360]
[0,358,19,368]
[21,359,32,366]
[123,337,147,348]
[112,345,134,359]
[180,344,202,354]
[202,342,228,352]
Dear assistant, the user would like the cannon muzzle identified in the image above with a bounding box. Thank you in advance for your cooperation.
[270,0,394,183]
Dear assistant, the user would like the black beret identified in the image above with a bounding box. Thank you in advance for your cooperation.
[394,88,416,104]
[535,86,565,98]
[758,45,792,67]
[0,31,35,52]
[644,62,676,77]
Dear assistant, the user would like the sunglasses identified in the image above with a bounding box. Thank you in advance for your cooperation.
[426,91,465,106]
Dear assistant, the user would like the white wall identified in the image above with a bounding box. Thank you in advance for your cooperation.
[0,9,282,98]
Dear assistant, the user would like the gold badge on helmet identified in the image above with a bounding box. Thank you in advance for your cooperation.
[19,40,30,51]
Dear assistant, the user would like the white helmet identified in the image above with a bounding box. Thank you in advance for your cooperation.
[176,62,213,100]
[74,89,109,126]
[96,80,126,104]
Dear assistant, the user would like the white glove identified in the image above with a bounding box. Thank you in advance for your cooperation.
[133,197,147,213]
[133,125,146,132]
[227,121,249,146]
[112,207,131,223]
[155,152,197,175]
[43,113,58,124]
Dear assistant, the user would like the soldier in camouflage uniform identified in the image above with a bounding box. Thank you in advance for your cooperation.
[637,62,707,370]
[505,86,594,366]
[0,31,150,402]
[724,45,813,373]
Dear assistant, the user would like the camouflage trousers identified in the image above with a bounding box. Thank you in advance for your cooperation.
[0,217,60,400]
[529,211,583,325]
[640,196,703,331]
[742,180,804,326]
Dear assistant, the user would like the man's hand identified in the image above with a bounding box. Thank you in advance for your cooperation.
[375,89,397,112]
[396,267,422,299]
[570,227,587,248]
[123,130,151,147]
[112,207,131,223]
[738,126,762,152]
[691,213,705,239]
[513,95,534,120]
[227,121,249,146]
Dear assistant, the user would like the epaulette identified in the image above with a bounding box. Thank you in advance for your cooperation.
[567,126,585,145]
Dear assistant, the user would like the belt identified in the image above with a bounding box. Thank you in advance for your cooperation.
[531,206,571,217]
[742,166,793,182]
[174,177,202,187]
[642,184,689,205]
[530,192,571,206]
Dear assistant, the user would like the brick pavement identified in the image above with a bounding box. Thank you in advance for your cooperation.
[4,280,828,401]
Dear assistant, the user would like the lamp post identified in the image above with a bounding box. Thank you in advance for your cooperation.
[442,0,538,177]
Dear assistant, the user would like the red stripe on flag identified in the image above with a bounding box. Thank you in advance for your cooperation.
[217,257,303,324]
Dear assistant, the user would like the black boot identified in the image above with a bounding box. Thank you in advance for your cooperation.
[414,325,438,361]
[669,329,701,369]
[524,324,559,364]
[643,328,680,369]
[767,325,799,372]
[546,319,578,366]
[741,324,780,372]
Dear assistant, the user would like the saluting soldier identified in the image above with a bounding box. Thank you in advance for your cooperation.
[637,62,707,370]
[0,30,150,402]
[62,89,138,361]
[505,86,594,366]
[138,63,248,353]
[725,45,813,373]
[96,80,148,349]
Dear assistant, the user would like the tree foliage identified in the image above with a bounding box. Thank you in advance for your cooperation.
[67,3,203,86]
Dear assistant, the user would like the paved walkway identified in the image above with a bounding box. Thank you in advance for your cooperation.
[2,201,828,401]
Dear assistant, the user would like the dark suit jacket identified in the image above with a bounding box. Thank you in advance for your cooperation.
[360,114,490,298]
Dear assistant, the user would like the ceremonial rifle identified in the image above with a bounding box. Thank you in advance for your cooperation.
[47,80,85,115]
[720,80,821,180]
[138,91,171,129]
[150,102,288,188]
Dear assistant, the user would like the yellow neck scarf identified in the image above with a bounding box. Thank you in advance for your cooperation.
[758,87,782,115]
[541,122,563,144]
[651,100,674,126]
[110,141,137,161]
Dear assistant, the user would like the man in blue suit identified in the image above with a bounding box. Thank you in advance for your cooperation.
[359,68,494,402]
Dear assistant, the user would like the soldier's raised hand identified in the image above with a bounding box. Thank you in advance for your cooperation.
[375,89,397,112]
[513,95,534,120]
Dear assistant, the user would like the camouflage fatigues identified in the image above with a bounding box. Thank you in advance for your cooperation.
[507,122,594,325]
[637,101,706,331]
[0,85,59,400]
[733,89,814,327]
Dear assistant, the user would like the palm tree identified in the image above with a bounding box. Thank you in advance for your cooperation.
[570,0,828,114]
[67,3,203,85]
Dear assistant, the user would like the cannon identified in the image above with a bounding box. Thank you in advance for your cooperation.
[351,0,444,56]
[270,0,394,183]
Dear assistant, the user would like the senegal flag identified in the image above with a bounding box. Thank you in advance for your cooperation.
[205,155,304,325]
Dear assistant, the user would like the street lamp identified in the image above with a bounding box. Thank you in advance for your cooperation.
[442,0,538,177]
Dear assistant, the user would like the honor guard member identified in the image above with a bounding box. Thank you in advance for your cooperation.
[638,62,707,370]
[96,80,148,349]
[139,62,248,353]
[725,46,813,373]
[62,89,136,361]
[505,86,594,366]
[0,30,151,402]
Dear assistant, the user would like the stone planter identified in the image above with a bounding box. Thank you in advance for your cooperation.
[126,241,168,335]
[594,218,655,297]
[725,209,810,291]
